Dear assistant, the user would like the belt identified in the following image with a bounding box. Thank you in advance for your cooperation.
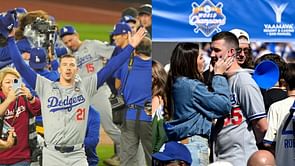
[44,143,84,153]
[127,104,144,110]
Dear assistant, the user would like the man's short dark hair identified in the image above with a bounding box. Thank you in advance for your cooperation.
[284,63,295,90]
[121,7,138,18]
[59,54,76,63]
[211,31,239,49]
[135,37,151,57]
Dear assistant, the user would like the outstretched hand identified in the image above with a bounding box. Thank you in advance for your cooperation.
[128,27,147,48]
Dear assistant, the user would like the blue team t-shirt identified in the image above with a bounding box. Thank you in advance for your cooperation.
[114,56,152,122]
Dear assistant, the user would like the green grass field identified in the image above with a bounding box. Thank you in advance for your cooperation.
[57,21,114,42]
[56,21,115,166]
[97,144,114,166]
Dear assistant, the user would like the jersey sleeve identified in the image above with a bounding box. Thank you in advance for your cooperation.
[96,44,133,89]
[83,74,98,97]
[50,59,59,71]
[0,47,12,68]
[16,38,31,53]
[93,40,115,59]
[7,37,37,89]
[35,74,54,97]
[55,47,68,57]
[0,47,11,61]
[113,65,124,80]
[237,82,266,121]
[263,104,279,145]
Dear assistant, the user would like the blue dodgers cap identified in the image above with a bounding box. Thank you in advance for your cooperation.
[121,15,137,24]
[111,22,131,35]
[60,25,76,38]
[253,60,280,89]
[152,141,192,165]
[29,47,47,69]
[15,7,28,15]
[0,12,15,38]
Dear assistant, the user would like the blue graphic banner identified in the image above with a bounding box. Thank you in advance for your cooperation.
[153,0,295,42]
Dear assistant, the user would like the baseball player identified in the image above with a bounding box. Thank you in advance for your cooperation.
[59,25,122,163]
[29,47,100,166]
[210,32,268,166]
[7,27,146,166]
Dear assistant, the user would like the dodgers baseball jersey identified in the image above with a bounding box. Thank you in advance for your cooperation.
[264,97,295,166]
[72,39,114,102]
[73,40,114,77]
[72,40,115,141]
[214,71,266,166]
[35,74,98,145]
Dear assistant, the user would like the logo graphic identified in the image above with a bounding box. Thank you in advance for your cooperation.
[264,1,294,37]
[62,27,68,33]
[269,2,288,23]
[189,0,226,37]
[35,55,40,63]
[230,93,238,106]
[47,95,86,112]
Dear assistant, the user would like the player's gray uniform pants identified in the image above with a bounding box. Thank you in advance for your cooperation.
[120,120,152,166]
[42,146,87,166]
[90,85,121,151]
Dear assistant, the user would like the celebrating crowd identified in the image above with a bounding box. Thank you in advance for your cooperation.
[1,1,295,166]
[0,3,152,166]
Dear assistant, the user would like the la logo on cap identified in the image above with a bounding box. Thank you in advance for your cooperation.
[35,56,40,63]
[159,144,166,152]
[63,28,68,32]
[7,23,13,30]
[35,48,41,63]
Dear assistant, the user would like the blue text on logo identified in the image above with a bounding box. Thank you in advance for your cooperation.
[47,95,86,112]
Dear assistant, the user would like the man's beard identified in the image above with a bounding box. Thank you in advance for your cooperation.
[210,57,218,67]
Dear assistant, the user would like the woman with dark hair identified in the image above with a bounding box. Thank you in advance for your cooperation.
[152,60,168,153]
[152,60,167,117]
[165,43,232,166]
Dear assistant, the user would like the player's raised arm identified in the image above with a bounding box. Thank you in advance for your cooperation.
[0,47,12,67]
[96,27,146,89]
[7,37,37,89]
